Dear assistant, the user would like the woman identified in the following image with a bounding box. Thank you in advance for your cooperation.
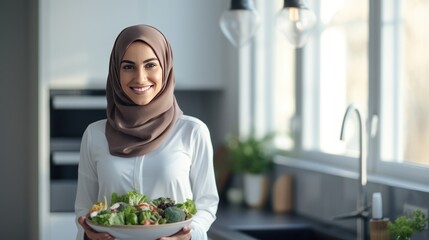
[75,24,219,240]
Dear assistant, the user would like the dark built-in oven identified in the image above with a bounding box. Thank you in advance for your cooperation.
[50,89,106,212]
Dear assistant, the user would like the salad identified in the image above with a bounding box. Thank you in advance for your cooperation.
[87,190,196,226]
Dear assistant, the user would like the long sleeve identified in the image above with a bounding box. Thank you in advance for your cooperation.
[188,123,219,240]
[75,127,99,240]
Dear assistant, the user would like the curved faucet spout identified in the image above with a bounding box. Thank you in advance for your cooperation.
[340,104,367,187]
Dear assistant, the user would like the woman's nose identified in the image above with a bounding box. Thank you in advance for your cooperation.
[135,67,147,82]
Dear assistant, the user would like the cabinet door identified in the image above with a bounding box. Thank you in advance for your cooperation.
[140,1,226,90]
[49,213,77,240]
[41,0,226,90]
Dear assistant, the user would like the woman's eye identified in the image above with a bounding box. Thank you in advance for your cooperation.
[122,64,135,70]
[145,62,156,69]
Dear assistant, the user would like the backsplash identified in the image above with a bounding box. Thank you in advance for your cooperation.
[274,158,429,240]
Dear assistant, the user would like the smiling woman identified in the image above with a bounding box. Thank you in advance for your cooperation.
[75,24,219,240]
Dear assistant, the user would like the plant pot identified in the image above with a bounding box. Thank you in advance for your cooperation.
[226,174,244,205]
[243,173,269,208]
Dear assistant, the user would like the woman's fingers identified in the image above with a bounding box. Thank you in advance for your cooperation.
[158,226,192,240]
[182,226,192,234]
[78,216,93,233]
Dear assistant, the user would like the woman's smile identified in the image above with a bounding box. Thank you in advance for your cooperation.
[131,85,152,94]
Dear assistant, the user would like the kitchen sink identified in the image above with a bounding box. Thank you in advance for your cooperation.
[238,227,345,240]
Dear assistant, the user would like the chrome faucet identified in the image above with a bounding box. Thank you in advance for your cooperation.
[334,104,370,240]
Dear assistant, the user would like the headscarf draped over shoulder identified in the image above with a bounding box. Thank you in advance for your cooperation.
[105,24,182,157]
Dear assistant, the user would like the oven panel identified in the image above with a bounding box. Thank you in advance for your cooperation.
[49,89,106,212]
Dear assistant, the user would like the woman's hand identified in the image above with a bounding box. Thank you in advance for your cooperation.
[78,216,115,240]
[158,226,192,240]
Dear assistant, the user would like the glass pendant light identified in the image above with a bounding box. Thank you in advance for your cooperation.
[276,0,316,48]
[219,0,261,48]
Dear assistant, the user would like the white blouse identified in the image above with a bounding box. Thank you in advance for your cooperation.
[75,115,219,240]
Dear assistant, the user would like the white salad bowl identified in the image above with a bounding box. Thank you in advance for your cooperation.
[86,218,192,240]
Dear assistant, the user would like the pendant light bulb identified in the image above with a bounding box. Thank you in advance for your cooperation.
[219,0,261,48]
[277,0,316,48]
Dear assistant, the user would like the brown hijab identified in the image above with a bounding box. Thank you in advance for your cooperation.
[105,24,182,157]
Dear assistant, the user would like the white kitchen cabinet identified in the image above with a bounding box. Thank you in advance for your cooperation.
[49,213,77,240]
[41,0,227,90]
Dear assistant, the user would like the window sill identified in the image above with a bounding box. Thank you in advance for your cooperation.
[274,155,429,193]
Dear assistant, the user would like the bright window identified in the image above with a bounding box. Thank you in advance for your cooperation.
[302,0,368,156]
[380,0,429,167]
[260,0,429,183]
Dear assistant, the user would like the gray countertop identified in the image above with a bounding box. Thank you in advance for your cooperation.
[208,204,356,240]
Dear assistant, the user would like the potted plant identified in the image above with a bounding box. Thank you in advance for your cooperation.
[388,210,429,240]
[225,134,274,208]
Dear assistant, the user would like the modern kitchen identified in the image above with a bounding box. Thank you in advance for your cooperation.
[2,0,429,240]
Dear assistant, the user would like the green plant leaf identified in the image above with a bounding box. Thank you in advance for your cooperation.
[388,210,429,239]
[225,134,274,174]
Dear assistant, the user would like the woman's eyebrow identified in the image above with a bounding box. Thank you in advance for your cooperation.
[120,60,135,65]
[120,58,158,65]
[142,57,158,63]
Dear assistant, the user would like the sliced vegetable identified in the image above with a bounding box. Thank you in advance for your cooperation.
[150,197,175,210]
[91,211,125,226]
[176,199,197,215]
[164,207,186,223]
[125,212,138,225]
[111,190,147,206]
[89,196,108,213]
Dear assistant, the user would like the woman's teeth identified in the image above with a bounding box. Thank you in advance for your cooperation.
[132,86,151,92]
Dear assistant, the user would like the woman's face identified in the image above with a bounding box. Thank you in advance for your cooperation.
[120,41,163,105]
